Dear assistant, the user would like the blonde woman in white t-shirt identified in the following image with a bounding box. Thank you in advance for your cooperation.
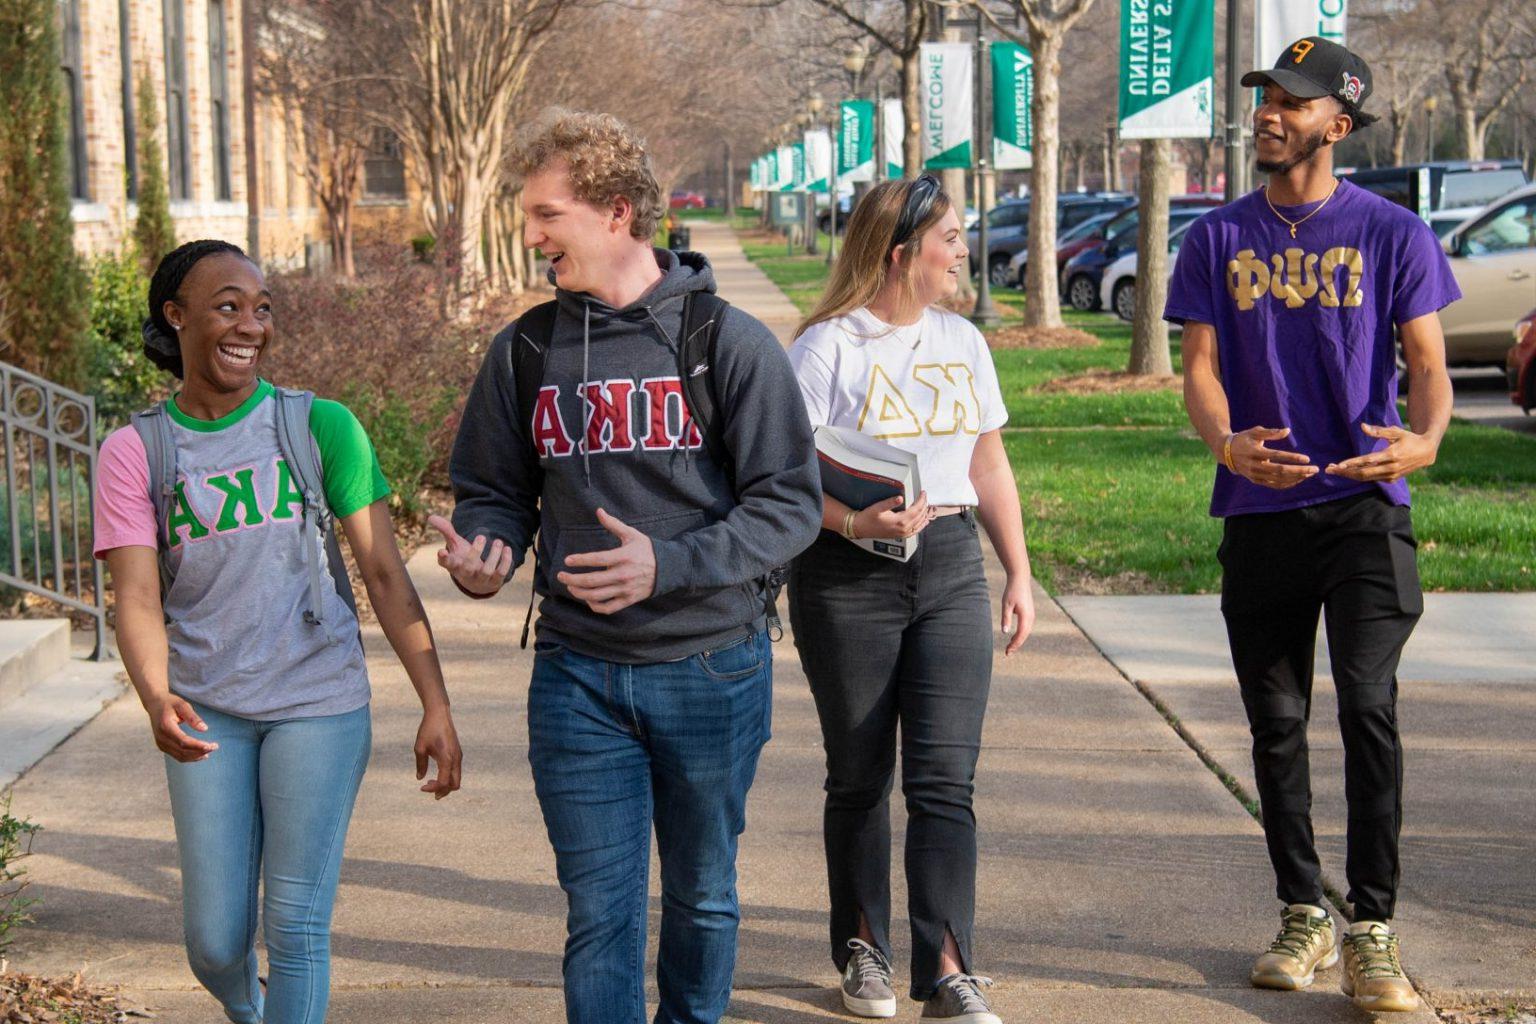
[786,175,1035,1024]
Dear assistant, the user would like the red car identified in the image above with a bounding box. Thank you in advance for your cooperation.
[669,190,706,210]
[1506,306,1536,411]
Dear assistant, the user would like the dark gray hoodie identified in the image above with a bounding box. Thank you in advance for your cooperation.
[449,248,822,663]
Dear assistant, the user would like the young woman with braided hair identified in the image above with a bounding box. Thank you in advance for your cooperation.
[93,240,462,1024]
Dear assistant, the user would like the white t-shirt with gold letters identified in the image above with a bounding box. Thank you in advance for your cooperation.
[788,306,1008,507]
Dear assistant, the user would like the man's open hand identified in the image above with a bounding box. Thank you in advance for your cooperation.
[557,508,656,615]
[428,515,512,596]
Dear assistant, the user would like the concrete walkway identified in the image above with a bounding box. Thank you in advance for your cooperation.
[3,222,1459,1022]
[1060,593,1536,1007]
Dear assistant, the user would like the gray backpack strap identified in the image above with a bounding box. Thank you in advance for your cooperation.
[272,387,336,627]
[129,402,178,599]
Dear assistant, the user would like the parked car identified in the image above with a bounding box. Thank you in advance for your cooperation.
[1339,159,1528,215]
[1101,220,1195,321]
[1505,306,1536,411]
[1006,210,1118,288]
[1060,198,1221,311]
[1428,206,1483,240]
[967,193,1133,287]
[669,189,706,209]
[1440,182,1536,366]
[815,194,855,235]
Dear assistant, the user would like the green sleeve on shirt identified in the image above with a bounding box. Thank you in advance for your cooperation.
[308,399,392,517]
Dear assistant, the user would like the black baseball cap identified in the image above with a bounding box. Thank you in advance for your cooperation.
[1242,37,1372,112]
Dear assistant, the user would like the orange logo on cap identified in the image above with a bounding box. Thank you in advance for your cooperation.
[1291,40,1314,63]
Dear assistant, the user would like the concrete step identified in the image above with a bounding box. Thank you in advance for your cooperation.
[0,619,71,709]
[0,647,125,791]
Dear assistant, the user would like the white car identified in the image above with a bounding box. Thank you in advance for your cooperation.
[1440,182,1536,366]
[1100,220,1195,322]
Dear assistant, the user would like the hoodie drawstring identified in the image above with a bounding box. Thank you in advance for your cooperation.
[581,300,592,486]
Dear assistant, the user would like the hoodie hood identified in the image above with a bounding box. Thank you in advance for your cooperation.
[551,247,717,322]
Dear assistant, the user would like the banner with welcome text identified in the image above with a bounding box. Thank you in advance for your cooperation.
[1118,0,1214,139]
[920,42,973,169]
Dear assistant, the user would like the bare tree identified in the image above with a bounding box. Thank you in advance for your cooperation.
[1425,0,1533,160]
[1353,2,1442,165]
[256,0,377,277]
[356,0,567,318]
[964,0,1100,328]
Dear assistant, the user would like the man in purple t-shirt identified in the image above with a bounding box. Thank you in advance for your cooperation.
[1165,37,1460,1013]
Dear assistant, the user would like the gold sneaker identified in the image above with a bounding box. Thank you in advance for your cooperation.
[1251,904,1338,990]
[1341,921,1420,1012]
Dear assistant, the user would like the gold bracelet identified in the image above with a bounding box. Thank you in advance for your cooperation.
[1222,434,1237,473]
[843,509,859,540]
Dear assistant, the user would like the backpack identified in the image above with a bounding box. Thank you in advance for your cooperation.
[510,292,786,645]
[130,388,358,634]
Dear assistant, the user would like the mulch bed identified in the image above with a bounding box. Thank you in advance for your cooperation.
[0,971,152,1023]
[986,325,1102,350]
[1036,370,1181,394]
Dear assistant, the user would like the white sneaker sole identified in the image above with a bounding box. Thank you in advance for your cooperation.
[1251,947,1340,990]
[1342,973,1419,1012]
[920,1013,1001,1024]
[841,989,897,1017]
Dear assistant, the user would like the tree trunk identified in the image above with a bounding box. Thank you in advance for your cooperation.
[900,46,922,178]
[1022,29,1065,328]
[1390,106,1409,166]
[1129,139,1172,376]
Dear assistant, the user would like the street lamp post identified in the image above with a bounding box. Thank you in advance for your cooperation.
[830,47,868,266]
[798,108,817,255]
[1424,95,1438,163]
[1223,0,1245,203]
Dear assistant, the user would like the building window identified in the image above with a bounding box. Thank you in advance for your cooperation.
[364,127,406,200]
[207,0,231,200]
[163,0,190,199]
[59,0,89,200]
[120,0,136,200]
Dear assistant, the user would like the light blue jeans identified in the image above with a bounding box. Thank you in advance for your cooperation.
[164,702,371,1024]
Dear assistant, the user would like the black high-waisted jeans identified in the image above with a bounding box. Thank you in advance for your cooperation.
[788,512,994,1000]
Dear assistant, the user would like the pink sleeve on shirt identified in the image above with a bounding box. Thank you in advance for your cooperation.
[93,426,159,558]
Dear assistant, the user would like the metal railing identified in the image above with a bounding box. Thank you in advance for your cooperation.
[1,361,109,660]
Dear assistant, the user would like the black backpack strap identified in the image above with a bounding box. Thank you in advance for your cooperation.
[675,293,785,642]
[510,300,559,650]
[677,292,731,482]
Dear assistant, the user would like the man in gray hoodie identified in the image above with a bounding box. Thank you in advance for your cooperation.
[432,111,822,1024]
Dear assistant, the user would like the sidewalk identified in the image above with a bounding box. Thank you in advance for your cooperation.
[2,223,1448,1022]
[1061,594,1536,1006]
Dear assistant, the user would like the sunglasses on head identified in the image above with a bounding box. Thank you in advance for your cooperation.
[890,174,943,252]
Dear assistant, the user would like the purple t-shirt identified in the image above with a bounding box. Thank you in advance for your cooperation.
[1165,179,1461,517]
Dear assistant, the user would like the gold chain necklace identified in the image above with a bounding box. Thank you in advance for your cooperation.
[1263,177,1342,239]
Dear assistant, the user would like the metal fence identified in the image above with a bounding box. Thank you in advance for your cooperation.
[1,361,109,659]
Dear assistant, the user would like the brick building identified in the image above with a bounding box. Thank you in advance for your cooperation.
[60,0,423,267]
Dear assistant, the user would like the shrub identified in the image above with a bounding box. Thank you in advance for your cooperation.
[132,72,175,272]
[85,249,163,427]
[340,383,458,515]
[410,235,435,262]
[0,795,41,959]
[0,0,90,387]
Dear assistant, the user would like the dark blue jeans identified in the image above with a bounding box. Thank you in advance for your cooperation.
[527,631,772,1024]
[788,513,994,1000]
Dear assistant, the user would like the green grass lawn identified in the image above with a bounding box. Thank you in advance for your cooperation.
[1007,423,1536,595]
[738,227,1536,594]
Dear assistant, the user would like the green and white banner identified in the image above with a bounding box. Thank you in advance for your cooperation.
[804,128,832,193]
[1256,0,1346,72]
[773,146,795,190]
[1118,0,1214,139]
[991,41,1033,170]
[839,100,875,183]
[884,98,904,179]
[790,143,807,190]
[920,42,972,170]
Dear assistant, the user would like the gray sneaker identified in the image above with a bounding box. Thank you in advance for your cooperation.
[921,973,1001,1024]
[840,939,896,1018]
